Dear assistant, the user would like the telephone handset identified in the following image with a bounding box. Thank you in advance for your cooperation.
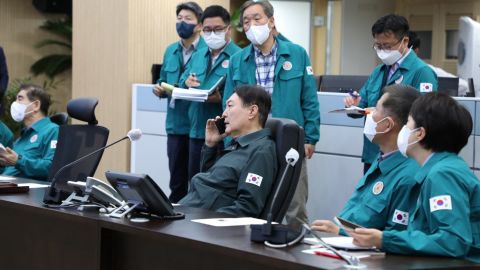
[67,177,124,207]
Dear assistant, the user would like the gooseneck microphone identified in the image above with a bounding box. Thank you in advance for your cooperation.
[251,148,307,248]
[43,129,142,204]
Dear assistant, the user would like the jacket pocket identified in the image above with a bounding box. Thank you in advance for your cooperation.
[365,198,386,214]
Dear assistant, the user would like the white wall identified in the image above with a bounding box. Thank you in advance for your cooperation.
[340,0,395,75]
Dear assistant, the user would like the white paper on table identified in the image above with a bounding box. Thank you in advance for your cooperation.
[18,183,50,189]
[0,175,16,181]
[321,236,368,250]
[191,217,270,227]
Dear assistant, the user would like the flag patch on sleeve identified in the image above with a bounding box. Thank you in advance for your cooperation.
[429,195,452,212]
[392,209,409,225]
[306,66,314,75]
[50,140,57,149]
[245,173,263,187]
[420,82,433,92]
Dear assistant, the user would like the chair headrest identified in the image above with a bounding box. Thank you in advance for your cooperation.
[67,98,99,125]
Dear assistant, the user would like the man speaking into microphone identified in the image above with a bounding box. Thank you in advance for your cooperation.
[179,85,277,217]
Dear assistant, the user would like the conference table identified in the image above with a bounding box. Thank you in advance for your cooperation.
[0,178,478,270]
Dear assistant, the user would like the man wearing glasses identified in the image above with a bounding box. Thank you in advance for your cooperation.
[344,14,438,173]
[180,5,241,181]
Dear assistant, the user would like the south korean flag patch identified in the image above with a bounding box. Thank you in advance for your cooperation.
[429,195,452,212]
[392,209,409,225]
[245,173,263,187]
[420,82,433,93]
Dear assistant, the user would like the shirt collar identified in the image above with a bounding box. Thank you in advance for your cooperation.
[414,152,451,183]
[235,129,272,148]
[253,41,278,58]
[25,117,51,133]
[377,150,408,174]
[180,37,200,51]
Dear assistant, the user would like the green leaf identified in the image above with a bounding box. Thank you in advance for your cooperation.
[39,17,72,41]
[30,54,72,78]
[35,39,72,49]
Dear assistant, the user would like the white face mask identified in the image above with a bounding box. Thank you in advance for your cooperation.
[363,113,390,142]
[246,23,270,46]
[397,125,420,157]
[10,101,34,122]
[375,38,406,66]
[204,31,227,50]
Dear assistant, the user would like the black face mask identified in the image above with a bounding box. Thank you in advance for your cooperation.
[176,21,196,39]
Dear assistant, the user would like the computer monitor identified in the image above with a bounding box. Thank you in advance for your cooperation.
[105,171,184,219]
[318,75,369,93]
[438,77,459,96]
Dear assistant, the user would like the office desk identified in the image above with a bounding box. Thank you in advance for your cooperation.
[0,181,478,270]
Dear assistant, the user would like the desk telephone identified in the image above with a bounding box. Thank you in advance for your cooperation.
[67,177,124,207]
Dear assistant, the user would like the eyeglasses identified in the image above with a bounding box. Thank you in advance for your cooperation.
[203,25,228,35]
[372,37,404,50]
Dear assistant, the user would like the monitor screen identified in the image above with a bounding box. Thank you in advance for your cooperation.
[105,171,178,218]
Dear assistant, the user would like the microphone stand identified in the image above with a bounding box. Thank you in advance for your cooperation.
[43,136,128,204]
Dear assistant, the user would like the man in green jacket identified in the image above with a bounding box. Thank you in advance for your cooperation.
[344,14,438,173]
[223,0,320,226]
[180,5,241,180]
[153,2,206,203]
[0,84,58,181]
[180,85,277,217]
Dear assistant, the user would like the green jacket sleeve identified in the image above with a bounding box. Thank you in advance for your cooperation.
[300,53,320,144]
[15,126,59,181]
[412,66,438,91]
[384,177,419,231]
[199,145,219,172]
[383,170,473,257]
[216,144,277,217]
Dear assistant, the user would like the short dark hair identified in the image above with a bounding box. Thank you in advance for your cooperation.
[410,92,472,154]
[371,14,409,40]
[19,84,51,115]
[381,85,420,127]
[408,31,420,50]
[234,85,271,128]
[176,2,203,22]
[201,5,230,25]
[239,0,274,26]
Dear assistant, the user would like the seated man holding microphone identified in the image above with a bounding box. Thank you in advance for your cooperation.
[179,85,277,217]
[312,85,421,234]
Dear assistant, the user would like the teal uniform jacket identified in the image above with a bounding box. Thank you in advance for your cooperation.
[179,129,277,217]
[180,41,241,139]
[358,50,438,164]
[339,151,420,234]
[3,117,59,181]
[157,37,207,135]
[383,152,480,263]
[0,121,13,148]
[223,38,320,145]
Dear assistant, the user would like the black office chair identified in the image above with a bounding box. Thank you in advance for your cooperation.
[259,118,305,223]
[44,98,110,204]
[49,112,69,125]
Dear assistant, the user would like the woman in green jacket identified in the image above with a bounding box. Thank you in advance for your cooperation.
[351,92,480,263]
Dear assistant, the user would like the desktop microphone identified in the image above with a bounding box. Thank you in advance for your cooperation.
[43,129,143,204]
[251,148,307,248]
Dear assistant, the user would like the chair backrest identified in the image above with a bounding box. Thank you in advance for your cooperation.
[438,76,459,96]
[259,118,305,223]
[47,98,109,193]
[319,75,369,93]
[49,112,69,125]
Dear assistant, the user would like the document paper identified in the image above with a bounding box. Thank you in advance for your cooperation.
[191,217,269,227]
